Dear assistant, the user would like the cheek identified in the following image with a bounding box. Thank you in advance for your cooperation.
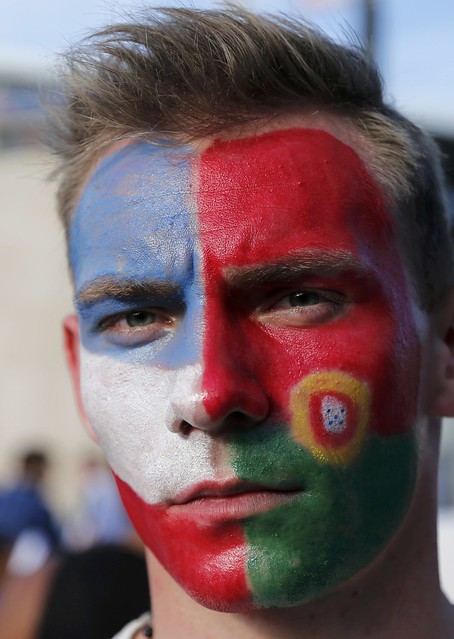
[227,426,418,608]
[199,284,421,480]
[202,301,420,437]
[116,475,253,612]
[79,349,217,504]
[279,312,419,435]
[288,323,418,469]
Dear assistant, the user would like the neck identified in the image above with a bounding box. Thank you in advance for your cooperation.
[145,470,454,639]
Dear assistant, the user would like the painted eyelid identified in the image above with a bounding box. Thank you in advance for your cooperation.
[91,310,176,349]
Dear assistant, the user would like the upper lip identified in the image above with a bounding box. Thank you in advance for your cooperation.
[171,480,303,505]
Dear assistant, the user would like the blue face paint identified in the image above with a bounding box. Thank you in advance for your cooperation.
[70,142,202,368]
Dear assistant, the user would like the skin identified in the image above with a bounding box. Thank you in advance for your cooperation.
[64,117,454,638]
[0,561,57,639]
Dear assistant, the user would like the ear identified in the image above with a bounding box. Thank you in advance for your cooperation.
[430,293,454,417]
[63,315,99,443]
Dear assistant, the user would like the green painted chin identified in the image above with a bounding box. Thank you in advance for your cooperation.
[229,428,418,608]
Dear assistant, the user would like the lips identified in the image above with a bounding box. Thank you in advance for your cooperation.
[169,481,303,522]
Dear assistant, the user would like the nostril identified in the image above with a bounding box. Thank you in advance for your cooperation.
[224,410,263,429]
[180,421,192,437]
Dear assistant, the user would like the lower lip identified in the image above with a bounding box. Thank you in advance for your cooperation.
[169,490,301,523]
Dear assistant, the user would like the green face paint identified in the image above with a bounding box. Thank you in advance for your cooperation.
[229,427,417,607]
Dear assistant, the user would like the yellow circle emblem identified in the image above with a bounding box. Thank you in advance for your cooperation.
[290,371,370,465]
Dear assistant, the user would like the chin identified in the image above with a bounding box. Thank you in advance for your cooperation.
[177,571,336,613]
[183,587,258,613]
[114,428,418,613]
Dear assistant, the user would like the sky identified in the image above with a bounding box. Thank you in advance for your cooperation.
[1,0,453,133]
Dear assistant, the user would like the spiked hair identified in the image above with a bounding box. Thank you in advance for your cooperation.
[50,4,453,308]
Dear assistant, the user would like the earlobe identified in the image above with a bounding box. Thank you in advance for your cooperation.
[63,315,99,443]
[430,294,454,418]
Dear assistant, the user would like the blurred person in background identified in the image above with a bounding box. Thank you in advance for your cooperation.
[0,450,148,639]
[0,449,60,579]
[0,449,60,639]
[35,541,149,639]
[63,455,136,550]
[0,538,149,639]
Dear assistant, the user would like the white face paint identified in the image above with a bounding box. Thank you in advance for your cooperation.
[321,395,348,434]
[80,349,218,504]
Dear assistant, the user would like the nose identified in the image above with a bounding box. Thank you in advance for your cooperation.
[168,356,269,435]
[200,354,270,432]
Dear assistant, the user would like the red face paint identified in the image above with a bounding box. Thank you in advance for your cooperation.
[198,129,419,437]
[116,475,250,609]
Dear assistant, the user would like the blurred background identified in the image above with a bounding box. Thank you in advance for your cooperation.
[0,0,453,612]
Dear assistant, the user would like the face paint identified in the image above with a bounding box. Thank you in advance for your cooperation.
[72,142,251,607]
[72,143,219,501]
[71,129,420,612]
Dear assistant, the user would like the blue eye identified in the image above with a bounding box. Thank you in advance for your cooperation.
[126,311,157,327]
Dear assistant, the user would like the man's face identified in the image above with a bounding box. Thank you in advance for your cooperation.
[69,128,422,610]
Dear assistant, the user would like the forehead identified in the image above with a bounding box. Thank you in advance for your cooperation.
[70,128,395,287]
[197,129,392,268]
[70,142,195,285]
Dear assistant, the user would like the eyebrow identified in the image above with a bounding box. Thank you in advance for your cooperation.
[75,276,182,307]
[223,249,366,288]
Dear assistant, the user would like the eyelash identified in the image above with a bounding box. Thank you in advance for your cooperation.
[273,288,341,307]
[93,287,346,345]
[257,287,347,326]
[97,307,173,334]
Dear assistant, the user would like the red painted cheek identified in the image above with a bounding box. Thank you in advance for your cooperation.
[115,475,252,610]
[198,299,418,437]
[196,129,420,436]
[262,306,419,436]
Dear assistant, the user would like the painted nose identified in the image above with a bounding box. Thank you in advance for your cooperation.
[200,358,270,432]
[168,359,269,434]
